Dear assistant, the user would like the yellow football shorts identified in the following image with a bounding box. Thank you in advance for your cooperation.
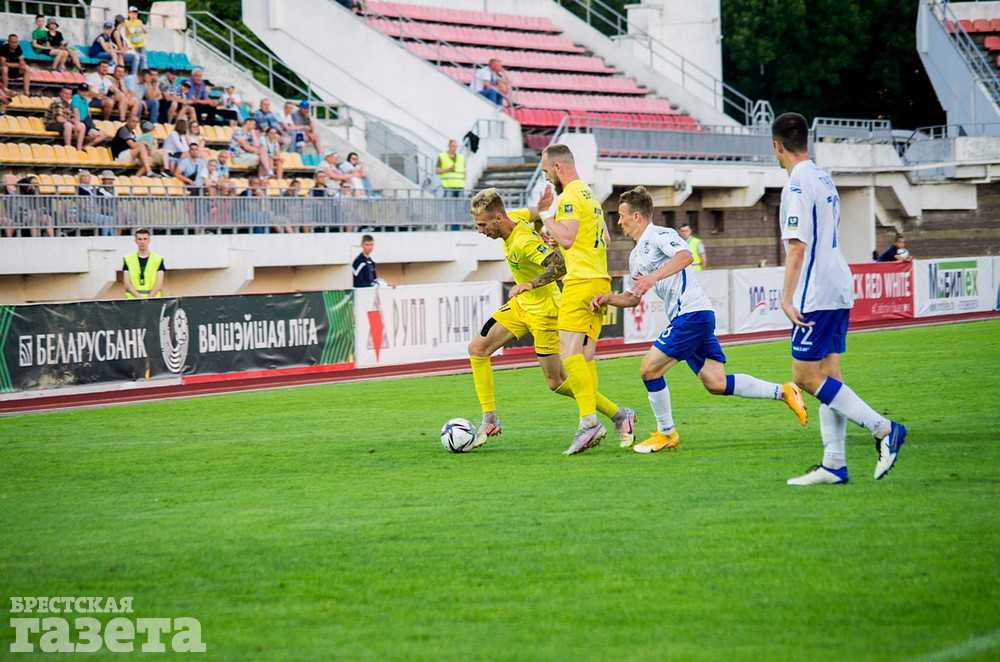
[492,295,560,355]
[558,279,611,341]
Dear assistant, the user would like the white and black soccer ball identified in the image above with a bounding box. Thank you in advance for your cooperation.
[441,418,475,453]
[896,248,910,259]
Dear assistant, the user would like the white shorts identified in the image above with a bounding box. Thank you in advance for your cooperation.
[115,150,134,164]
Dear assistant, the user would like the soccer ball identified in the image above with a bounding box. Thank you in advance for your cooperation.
[440,418,476,453]
[896,248,910,259]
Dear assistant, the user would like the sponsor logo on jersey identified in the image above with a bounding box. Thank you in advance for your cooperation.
[787,216,799,229]
[563,204,573,214]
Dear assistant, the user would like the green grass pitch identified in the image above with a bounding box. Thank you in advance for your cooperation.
[1,320,999,660]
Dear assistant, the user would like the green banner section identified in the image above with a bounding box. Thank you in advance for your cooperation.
[0,292,355,393]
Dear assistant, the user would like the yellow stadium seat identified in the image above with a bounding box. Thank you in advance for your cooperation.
[32,144,57,165]
[129,176,149,196]
[8,95,26,110]
[0,116,15,134]
[199,125,218,142]
[298,177,315,190]
[28,117,50,136]
[17,143,36,163]
[165,177,185,196]
[87,146,115,166]
[283,152,303,170]
[64,146,88,165]
[37,174,56,194]
[148,177,167,196]
[216,126,234,142]
[0,143,11,162]
[94,120,115,136]
[35,96,52,109]
[153,123,170,140]
[54,174,77,194]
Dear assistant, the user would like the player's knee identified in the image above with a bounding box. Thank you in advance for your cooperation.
[638,363,661,382]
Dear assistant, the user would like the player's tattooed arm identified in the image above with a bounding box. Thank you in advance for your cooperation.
[509,251,565,297]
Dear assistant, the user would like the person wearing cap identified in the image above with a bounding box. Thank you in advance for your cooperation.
[123,6,147,75]
[0,34,32,96]
[111,115,154,177]
[71,82,108,147]
[45,86,87,151]
[217,82,241,125]
[44,19,82,72]
[89,20,131,70]
[136,120,167,175]
[288,100,322,153]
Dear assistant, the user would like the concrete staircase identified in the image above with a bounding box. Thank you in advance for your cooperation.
[473,162,538,203]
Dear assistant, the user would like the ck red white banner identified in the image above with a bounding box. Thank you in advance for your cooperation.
[849,262,913,322]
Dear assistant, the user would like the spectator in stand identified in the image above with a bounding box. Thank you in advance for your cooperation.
[334,0,366,15]
[89,21,132,71]
[876,233,913,262]
[288,100,321,153]
[316,150,351,191]
[281,178,303,231]
[311,171,331,197]
[30,14,48,54]
[111,114,154,177]
[162,117,190,174]
[470,58,508,107]
[0,34,32,96]
[435,139,465,198]
[186,69,219,126]
[189,120,205,147]
[137,120,168,176]
[85,60,127,121]
[263,127,285,181]
[123,6,147,75]
[0,174,18,237]
[160,68,195,123]
[205,158,222,195]
[45,19,82,72]
[12,176,54,237]
[275,100,295,144]
[229,117,274,179]
[75,170,115,236]
[216,149,231,180]
[133,68,161,123]
[252,98,284,136]
[113,62,143,121]
[111,15,131,63]
[217,83,241,125]
[340,151,372,195]
[71,83,108,147]
[176,141,208,194]
[45,86,87,150]
[237,176,271,233]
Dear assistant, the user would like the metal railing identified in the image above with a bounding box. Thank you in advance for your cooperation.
[0,193,475,235]
[931,0,1000,106]
[812,117,895,143]
[553,0,772,127]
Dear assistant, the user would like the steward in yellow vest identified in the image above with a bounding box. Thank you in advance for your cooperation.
[122,228,165,298]
[436,139,466,197]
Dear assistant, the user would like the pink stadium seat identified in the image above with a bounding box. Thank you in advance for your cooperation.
[369,18,584,53]
[960,19,975,32]
[984,36,1000,50]
[974,19,991,33]
[991,19,1000,32]
[368,1,560,33]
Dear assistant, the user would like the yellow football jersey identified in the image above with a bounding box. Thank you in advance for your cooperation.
[504,208,561,318]
[554,179,609,283]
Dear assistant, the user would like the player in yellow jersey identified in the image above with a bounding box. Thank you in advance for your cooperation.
[466,187,635,451]
[539,144,635,454]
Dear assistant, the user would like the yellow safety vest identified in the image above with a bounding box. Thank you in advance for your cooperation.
[688,236,704,270]
[124,251,163,298]
[438,151,465,189]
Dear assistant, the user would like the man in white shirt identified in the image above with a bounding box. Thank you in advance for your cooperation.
[470,58,507,106]
[591,186,807,454]
[773,112,907,485]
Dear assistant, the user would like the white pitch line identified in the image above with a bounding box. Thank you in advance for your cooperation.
[910,628,1000,662]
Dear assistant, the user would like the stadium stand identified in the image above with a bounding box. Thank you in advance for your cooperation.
[364,0,698,150]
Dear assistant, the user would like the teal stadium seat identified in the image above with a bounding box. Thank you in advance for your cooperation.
[302,153,322,167]
[71,45,99,66]
[145,51,172,70]
[170,52,194,71]
[13,40,53,63]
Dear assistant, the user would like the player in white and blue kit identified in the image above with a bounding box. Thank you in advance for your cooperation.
[772,112,907,485]
[591,186,808,453]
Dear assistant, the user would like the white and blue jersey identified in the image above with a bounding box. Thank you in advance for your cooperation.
[779,160,854,313]
[626,224,713,323]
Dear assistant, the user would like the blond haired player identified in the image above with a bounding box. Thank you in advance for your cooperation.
[467,187,636,451]
[538,144,635,455]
